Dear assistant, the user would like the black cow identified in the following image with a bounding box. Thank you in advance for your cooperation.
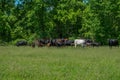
[50,39,66,47]
[85,39,93,47]
[16,40,27,46]
[54,39,64,47]
[64,39,74,46]
[85,39,101,47]
[91,42,100,47]
[108,39,119,48]
[34,39,52,47]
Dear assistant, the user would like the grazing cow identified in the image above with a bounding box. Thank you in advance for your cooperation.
[50,38,73,47]
[55,39,64,47]
[35,39,44,47]
[74,39,86,48]
[85,39,93,47]
[91,42,100,47]
[64,39,74,46]
[34,39,53,47]
[16,40,27,47]
[108,39,119,48]
[50,39,56,46]
[85,39,101,47]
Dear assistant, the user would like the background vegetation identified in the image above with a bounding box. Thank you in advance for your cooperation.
[0,0,120,44]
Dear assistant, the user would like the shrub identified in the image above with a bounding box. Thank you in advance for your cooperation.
[0,40,7,46]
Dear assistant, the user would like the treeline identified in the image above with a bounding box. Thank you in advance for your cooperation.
[0,0,120,44]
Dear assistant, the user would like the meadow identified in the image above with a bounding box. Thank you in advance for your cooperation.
[0,46,120,80]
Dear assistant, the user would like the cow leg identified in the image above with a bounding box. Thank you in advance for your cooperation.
[81,44,85,48]
[75,43,77,48]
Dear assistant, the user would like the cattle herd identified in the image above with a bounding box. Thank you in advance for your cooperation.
[16,38,119,48]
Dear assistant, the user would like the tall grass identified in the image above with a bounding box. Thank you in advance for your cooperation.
[0,46,120,80]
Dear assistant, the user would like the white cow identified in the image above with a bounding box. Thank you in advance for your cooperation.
[74,39,86,48]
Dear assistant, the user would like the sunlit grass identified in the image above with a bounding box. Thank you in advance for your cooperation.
[0,46,120,80]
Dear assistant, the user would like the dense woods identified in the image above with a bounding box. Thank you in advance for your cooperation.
[0,0,120,44]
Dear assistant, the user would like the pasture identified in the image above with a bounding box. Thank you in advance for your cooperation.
[0,46,120,80]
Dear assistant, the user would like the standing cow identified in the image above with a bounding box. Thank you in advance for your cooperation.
[108,39,119,48]
[16,40,27,47]
[74,39,86,48]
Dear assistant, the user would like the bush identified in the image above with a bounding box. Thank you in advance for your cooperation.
[69,37,76,40]
[0,40,7,46]
[27,33,37,44]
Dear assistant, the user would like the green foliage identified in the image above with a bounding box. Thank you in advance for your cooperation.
[11,26,23,39]
[0,0,120,44]
[27,33,37,44]
[0,40,7,46]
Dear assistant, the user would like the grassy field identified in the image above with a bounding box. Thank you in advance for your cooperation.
[0,46,120,80]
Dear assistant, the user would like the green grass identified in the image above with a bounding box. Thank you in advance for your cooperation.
[0,46,120,80]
